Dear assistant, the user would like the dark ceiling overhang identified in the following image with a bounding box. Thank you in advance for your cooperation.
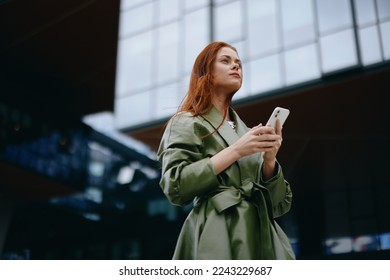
[0,0,120,200]
[0,0,120,125]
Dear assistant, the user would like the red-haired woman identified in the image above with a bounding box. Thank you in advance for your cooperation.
[157,41,295,260]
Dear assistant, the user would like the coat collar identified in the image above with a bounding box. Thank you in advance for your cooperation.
[201,106,262,182]
[201,106,246,147]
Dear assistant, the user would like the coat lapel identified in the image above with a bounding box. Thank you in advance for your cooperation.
[202,106,240,147]
[202,106,262,185]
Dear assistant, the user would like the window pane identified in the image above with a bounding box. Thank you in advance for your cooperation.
[158,0,180,24]
[232,40,246,61]
[316,0,353,35]
[377,0,390,22]
[284,44,320,85]
[358,26,382,65]
[180,75,191,102]
[115,92,152,128]
[248,55,282,94]
[320,29,358,73]
[353,0,377,27]
[214,1,243,43]
[380,21,390,60]
[247,0,279,58]
[157,22,180,84]
[214,0,232,5]
[116,31,153,96]
[119,3,154,38]
[121,0,151,10]
[184,8,210,74]
[156,83,180,119]
[184,0,209,11]
[281,0,316,48]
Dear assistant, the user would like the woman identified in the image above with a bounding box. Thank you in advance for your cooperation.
[157,41,295,260]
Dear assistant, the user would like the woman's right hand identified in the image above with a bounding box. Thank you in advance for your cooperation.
[230,124,282,158]
[211,123,282,175]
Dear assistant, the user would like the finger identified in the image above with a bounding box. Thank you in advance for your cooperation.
[257,140,275,149]
[254,125,275,135]
[250,123,262,132]
[257,134,281,142]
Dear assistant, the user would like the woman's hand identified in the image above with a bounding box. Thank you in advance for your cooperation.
[210,119,283,175]
[231,119,283,159]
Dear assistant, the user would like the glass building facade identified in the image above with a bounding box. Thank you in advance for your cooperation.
[114,0,390,130]
[1,0,389,260]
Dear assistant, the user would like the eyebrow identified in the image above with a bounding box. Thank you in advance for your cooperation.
[220,55,241,64]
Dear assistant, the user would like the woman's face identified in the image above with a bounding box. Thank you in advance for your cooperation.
[212,47,242,95]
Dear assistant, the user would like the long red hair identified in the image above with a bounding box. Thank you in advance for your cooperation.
[178,41,238,120]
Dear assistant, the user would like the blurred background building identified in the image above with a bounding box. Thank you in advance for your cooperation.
[1,0,389,259]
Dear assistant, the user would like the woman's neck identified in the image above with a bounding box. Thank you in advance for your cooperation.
[212,94,231,120]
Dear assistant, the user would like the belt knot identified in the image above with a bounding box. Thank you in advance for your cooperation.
[209,182,260,213]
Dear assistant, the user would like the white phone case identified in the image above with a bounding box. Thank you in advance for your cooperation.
[266,107,290,128]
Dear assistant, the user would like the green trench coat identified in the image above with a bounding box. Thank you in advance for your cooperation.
[157,106,295,260]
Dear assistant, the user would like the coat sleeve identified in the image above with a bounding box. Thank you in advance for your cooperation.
[258,162,293,218]
[157,115,220,206]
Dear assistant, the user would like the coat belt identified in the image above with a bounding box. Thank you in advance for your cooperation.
[194,181,275,226]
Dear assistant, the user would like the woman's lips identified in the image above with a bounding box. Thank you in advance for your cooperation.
[230,73,241,78]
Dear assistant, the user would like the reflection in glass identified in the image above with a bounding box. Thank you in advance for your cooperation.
[214,1,243,43]
[316,0,353,35]
[147,198,178,221]
[358,26,382,65]
[320,29,358,73]
[156,83,180,119]
[116,31,153,96]
[247,0,279,58]
[353,0,377,27]
[379,232,390,250]
[157,22,180,84]
[353,235,380,252]
[325,237,353,254]
[248,54,282,94]
[380,21,390,60]
[114,91,152,128]
[284,44,320,85]
[119,2,154,38]
[377,0,390,22]
[281,0,315,48]
[158,0,180,24]
[1,128,89,189]
[89,160,105,178]
[184,8,210,74]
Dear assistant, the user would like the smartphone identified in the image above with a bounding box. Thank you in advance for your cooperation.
[266,107,290,128]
